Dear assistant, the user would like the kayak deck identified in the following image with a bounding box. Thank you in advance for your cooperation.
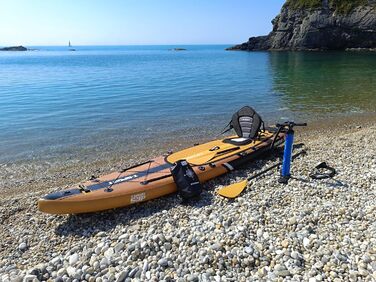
[167,132,274,164]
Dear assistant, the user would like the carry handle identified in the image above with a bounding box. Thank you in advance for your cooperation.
[276,121,307,130]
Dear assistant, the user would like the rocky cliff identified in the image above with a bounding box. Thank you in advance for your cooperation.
[228,0,376,51]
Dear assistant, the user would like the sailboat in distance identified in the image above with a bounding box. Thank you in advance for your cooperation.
[68,41,76,51]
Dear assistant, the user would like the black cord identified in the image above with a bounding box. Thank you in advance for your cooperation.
[310,162,336,180]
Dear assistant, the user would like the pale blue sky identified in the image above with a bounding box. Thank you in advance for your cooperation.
[1,0,285,46]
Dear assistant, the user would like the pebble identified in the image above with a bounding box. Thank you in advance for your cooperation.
[68,253,79,266]
[158,258,168,267]
[276,269,291,277]
[303,237,310,248]
[291,251,302,260]
[51,256,61,266]
[18,242,27,252]
[146,271,152,279]
[244,246,253,254]
[288,216,297,225]
[114,242,124,253]
[116,270,128,282]
[23,274,37,281]
[118,234,127,240]
[164,242,172,250]
[56,268,66,277]
[258,267,267,277]
[66,266,76,277]
[100,257,109,267]
[129,234,137,243]
[358,268,369,276]
[104,248,114,260]
[281,239,289,248]
[142,261,149,272]
[128,267,139,278]
[187,274,199,281]
[210,243,222,251]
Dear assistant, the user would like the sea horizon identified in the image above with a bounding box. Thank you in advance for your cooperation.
[1,44,235,49]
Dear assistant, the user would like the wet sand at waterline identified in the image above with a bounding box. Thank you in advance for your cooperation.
[0,113,375,281]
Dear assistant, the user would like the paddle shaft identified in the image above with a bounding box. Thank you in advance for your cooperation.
[245,149,307,183]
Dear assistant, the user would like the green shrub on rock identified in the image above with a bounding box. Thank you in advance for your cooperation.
[329,0,368,14]
[286,0,369,13]
[285,0,322,10]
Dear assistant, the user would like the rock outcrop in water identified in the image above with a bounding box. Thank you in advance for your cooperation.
[228,0,376,51]
[0,46,28,51]
[170,48,187,51]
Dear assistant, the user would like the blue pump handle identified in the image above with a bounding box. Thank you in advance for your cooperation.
[277,121,307,182]
[281,130,294,177]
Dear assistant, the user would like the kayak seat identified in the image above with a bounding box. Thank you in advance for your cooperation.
[223,137,253,146]
[222,106,264,146]
[223,136,255,145]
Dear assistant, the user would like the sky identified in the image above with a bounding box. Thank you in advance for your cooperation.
[0,0,285,46]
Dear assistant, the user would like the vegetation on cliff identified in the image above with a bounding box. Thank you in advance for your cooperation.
[286,0,369,13]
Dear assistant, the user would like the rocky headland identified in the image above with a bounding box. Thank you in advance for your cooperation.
[228,0,376,51]
[0,46,27,51]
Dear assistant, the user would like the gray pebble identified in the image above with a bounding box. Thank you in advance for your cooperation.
[128,267,139,278]
[158,258,168,267]
[18,242,28,252]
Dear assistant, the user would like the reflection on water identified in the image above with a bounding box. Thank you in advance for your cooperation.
[269,52,376,118]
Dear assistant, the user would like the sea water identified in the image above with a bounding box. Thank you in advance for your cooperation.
[0,45,375,162]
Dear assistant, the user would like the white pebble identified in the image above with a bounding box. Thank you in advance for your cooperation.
[68,253,79,266]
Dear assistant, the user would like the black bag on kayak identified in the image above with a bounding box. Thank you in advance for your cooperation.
[171,160,202,200]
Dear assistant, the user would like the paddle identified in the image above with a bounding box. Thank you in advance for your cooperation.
[185,146,240,166]
[217,150,307,198]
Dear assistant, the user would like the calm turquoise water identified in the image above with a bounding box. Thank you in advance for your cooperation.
[0,45,375,162]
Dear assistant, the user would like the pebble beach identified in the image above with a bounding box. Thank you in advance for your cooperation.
[0,116,375,282]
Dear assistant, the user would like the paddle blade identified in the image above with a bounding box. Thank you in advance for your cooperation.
[217,180,248,198]
[187,151,218,166]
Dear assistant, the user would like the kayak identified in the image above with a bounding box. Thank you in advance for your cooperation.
[38,129,284,214]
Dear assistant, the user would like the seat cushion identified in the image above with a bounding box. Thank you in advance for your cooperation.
[223,137,254,146]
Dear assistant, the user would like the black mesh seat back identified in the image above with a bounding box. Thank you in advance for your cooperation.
[231,106,262,139]
[239,116,253,138]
